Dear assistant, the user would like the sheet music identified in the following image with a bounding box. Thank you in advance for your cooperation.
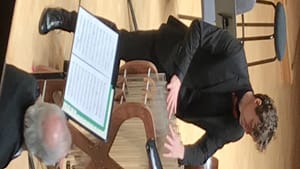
[62,7,118,140]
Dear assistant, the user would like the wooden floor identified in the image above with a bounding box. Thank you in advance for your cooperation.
[5,0,300,169]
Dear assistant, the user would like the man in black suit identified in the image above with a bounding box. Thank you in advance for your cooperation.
[39,8,278,167]
[0,64,72,169]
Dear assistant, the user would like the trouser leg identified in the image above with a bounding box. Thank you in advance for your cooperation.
[68,12,118,32]
[118,30,164,72]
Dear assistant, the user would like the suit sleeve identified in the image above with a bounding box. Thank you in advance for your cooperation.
[178,133,221,165]
[174,20,243,81]
[178,125,244,166]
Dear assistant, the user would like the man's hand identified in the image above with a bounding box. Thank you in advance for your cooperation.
[163,124,184,160]
[166,75,181,119]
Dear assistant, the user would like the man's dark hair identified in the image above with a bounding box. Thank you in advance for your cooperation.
[252,93,278,151]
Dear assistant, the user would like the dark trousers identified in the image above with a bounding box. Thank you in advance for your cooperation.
[118,30,165,72]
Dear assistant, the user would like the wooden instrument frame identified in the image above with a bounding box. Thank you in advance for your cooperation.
[37,79,156,169]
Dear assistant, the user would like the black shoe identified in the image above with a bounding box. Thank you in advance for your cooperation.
[39,8,76,34]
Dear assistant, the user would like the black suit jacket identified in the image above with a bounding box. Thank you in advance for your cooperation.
[118,16,251,165]
[156,18,251,165]
[156,17,250,91]
[0,65,39,169]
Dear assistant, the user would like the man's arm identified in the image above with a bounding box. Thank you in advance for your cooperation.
[178,133,221,166]
[163,127,224,166]
[179,123,244,166]
[174,20,243,81]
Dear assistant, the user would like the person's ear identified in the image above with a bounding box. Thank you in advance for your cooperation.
[255,98,262,106]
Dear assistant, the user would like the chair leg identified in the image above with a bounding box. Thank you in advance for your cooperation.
[237,0,276,28]
[178,14,201,21]
[238,34,274,41]
[256,0,276,8]
[237,22,274,27]
[247,56,277,66]
[241,14,245,45]
[127,0,138,31]
[237,0,276,41]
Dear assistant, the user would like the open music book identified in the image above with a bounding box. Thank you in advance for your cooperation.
[62,7,119,140]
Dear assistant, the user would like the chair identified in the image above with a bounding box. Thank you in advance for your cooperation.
[118,60,158,75]
[178,0,256,25]
[178,0,286,67]
[237,0,287,67]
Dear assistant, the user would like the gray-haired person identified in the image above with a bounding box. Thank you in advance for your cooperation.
[0,64,72,169]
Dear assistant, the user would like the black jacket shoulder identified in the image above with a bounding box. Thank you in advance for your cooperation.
[0,64,39,169]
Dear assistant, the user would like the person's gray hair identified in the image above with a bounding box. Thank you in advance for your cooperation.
[24,102,72,166]
[252,94,278,151]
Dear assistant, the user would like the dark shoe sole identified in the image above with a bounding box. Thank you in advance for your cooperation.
[39,8,51,34]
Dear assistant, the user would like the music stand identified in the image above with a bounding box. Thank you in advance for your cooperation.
[62,7,120,141]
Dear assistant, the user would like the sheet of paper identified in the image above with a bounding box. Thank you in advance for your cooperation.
[62,7,118,140]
